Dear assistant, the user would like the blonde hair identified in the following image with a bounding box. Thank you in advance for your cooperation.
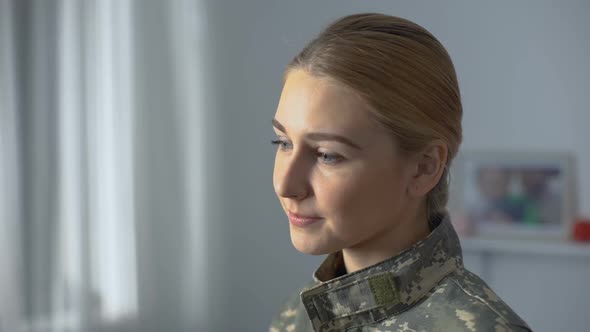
[286,13,463,220]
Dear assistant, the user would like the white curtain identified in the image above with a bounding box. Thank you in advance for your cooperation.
[0,0,209,331]
[0,0,24,330]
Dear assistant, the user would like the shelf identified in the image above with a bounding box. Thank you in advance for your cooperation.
[460,237,590,258]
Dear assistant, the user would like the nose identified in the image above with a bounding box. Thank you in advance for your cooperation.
[273,151,311,200]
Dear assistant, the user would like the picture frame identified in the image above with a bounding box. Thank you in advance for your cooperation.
[448,150,577,241]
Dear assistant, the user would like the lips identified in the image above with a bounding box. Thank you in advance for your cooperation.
[288,210,323,227]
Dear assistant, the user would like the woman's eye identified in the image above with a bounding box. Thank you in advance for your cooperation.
[317,152,342,165]
[271,139,292,151]
[271,139,343,165]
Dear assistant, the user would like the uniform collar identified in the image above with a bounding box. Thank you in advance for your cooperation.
[300,213,463,331]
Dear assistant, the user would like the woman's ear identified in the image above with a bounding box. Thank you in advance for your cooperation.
[408,140,448,197]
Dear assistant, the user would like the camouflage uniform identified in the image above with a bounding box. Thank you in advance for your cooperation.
[269,214,531,332]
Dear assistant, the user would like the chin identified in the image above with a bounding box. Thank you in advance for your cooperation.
[293,245,326,256]
[290,233,337,256]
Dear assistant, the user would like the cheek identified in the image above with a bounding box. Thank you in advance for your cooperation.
[272,152,283,193]
[318,166,406,231]
[272,163,278,192]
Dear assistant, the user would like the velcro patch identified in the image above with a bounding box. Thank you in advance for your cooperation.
[368,272,400,306]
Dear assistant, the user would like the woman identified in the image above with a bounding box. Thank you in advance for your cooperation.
[269,13,531,332]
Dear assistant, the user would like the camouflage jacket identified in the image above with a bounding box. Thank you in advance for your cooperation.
[269,214,531,332]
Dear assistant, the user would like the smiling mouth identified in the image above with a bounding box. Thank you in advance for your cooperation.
[287,211,323,227]
[288,210,322,219]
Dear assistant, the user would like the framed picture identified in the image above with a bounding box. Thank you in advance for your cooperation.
[448,150,577,240]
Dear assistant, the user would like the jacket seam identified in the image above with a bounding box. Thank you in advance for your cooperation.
[447,273,529,331]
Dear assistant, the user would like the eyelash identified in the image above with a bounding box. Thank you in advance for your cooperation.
[270,139,342,165]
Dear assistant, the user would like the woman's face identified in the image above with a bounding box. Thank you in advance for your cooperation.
[272,69,416,255]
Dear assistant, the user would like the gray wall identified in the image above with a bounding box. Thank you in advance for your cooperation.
[203,1,590,331]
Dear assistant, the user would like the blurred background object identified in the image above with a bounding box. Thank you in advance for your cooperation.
[1,0,590,332]
[448,151,575,240]
[572,219,590,242]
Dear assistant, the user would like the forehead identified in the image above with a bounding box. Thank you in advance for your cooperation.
[274,70,378,135]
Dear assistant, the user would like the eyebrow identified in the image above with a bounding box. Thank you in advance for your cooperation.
[272,118,362,150]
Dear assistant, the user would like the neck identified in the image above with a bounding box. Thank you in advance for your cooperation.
[341,203,430,274]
